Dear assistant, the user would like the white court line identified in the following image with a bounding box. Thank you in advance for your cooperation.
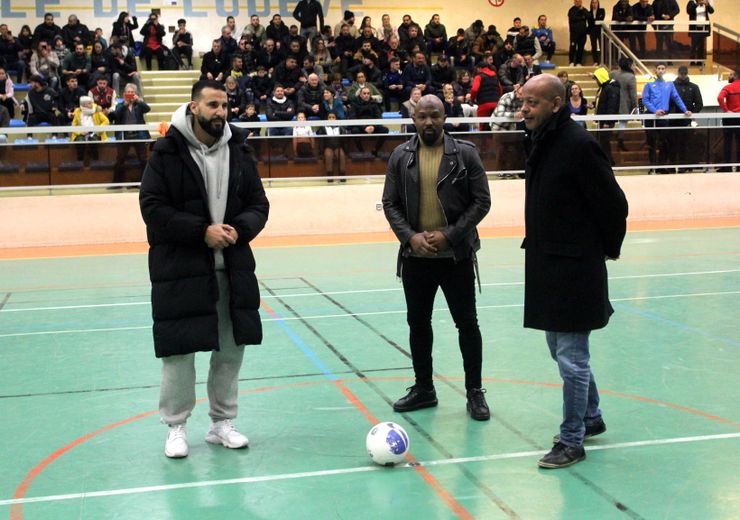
[1,432,738,507]
[2,269,738,314]
[0,291,739,338]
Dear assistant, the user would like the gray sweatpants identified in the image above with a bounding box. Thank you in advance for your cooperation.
[159,271,245,426]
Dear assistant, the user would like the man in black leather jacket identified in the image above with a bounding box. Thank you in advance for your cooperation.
[382,94,492,421]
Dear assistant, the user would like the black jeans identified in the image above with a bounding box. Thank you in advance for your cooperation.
[401,255,482,391]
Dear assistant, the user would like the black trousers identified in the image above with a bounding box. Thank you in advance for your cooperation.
[569,30,587,64]
[401,256,482,391]
[722,118,740,168]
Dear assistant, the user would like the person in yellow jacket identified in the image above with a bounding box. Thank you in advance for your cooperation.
[71,95,109,141]
[71,95,109,163]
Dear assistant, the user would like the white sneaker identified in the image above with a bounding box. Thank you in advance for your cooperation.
[568,62,575,67]
[165,424,188,458]
[206,419,249,449]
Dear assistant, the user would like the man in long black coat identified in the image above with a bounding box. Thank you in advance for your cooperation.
[140,80,269,458]
[519,74,628,469]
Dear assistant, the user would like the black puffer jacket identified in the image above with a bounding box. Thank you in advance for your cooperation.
[139,125,269,357]
[382,133,491,270]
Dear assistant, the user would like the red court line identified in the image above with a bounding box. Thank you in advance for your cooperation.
[9,376,740,519]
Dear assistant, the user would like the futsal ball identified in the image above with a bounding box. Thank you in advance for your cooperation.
[366,422,410,466]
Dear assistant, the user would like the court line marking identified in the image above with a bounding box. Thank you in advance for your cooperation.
[0,290,738,339]
[1,432,738,508]
[1,269,738,314]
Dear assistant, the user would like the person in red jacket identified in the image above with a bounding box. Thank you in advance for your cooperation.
[717,69,740,172]
[470,52,502,130]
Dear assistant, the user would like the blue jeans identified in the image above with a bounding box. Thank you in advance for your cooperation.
[546,331,602,447]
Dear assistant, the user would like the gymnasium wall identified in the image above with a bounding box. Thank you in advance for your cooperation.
[1,0,733,55]
[1,173,739,248]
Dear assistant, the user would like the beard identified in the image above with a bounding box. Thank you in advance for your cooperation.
[419,126,441,146]
[197,114,226,139]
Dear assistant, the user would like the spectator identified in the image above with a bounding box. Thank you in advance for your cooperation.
[379,14,398,43]
[491,87,525,174]
[89,41,109,85]
[310,38,332,69]
[61,14,91,50]
[401,25,426,56]
[316,111,347,181]
[348,70,383,104]
[219,25,238,64]
[272,56,302,100]
[359,16,379,39]
[17,26,33,64]
[522,54,543,78]
[29,40,60,90]
[71,95,109,163]
[201,39,228,82]
[440,83,468,132]
[111,12,138,47]
[348,86,388,154]
[293,0,324,48]
[652,0,680,58]
[431,55,455,92]
[498,54,526,93]
[252,66,274,111]
[424,14,447,55]
[687,0,714,65]
[717,69,740,172]
[59,74,84,124]
[397,14,420,45]
[285,39,307,66]
[594,66,621,164]
[113,83,150,184]
[242,15,266,43]
[457,70,477,114]
[587,0,606,65]
[355,26,382,54]
[0,30,26,82]
[321,87,345,119]
[610,57,637,149]
[532,15,556,63]
[266,14,290,49]
[506,18,523,44]
[140,12,166,71]
[172,19,193,69]
[62,42,91,88]
[403,52,432,98]
[292,111,315,157]
[464,20,485,48]
[379,35,409,72]
[514,26,542,63]
[52,35,70,63]
[642,62,691,171]
[266,85,295,136]
[0,103,8,143]
[109,43,142,96]
[470,52,503,129]
[670,66,703,169]
[32,13,62,48]
[611,0,635,51]
[558,70,575,96]
[447,28,472,70]
[257,38,284,73]
[567,83,589,120]
[400,87,422,132]
[297,72,324,118]
[88,75,116,121]
[630,0,655,57]
[328,72,348,105]
[237,36,258,71]
[239,103,261,136]
[568,0,589,66]
[495,39,515,69]
[0,66,17,118]
[224,76,247,121]
[335,11,359,39]
[21,74,59,127]
[332,24,356,75]
[93,28,108,49]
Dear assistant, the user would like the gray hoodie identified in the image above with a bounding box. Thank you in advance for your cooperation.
[170,103,232,269]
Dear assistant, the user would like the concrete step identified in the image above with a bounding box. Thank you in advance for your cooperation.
[141,92,191,104]
[148,102,185,113]
[141,76,197,87]
[148,111,176,122]
[139,69,201,79]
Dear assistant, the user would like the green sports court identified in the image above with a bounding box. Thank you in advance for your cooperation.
[1,224,738,519]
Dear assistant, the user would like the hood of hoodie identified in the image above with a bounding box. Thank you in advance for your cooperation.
[170,102,233,269]
[593,67,610,86]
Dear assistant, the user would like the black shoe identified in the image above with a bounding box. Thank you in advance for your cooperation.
[553,417,606,444]
[466,388,490,421]
[393,385,438,412]
[538,442,586,469]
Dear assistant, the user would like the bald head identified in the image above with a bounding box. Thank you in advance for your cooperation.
[519,74,565,131]
[524,74,565,101]
[414,94,446,145]
[417,94,444,112]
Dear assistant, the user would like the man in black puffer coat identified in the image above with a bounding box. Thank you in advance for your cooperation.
[140,80,269,459]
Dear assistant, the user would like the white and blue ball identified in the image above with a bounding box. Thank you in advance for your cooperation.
[366,422,410,466]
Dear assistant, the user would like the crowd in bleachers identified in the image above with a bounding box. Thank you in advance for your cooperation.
[0,0,725,137]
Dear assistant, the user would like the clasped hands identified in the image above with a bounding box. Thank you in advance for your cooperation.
[409,231,449,257]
